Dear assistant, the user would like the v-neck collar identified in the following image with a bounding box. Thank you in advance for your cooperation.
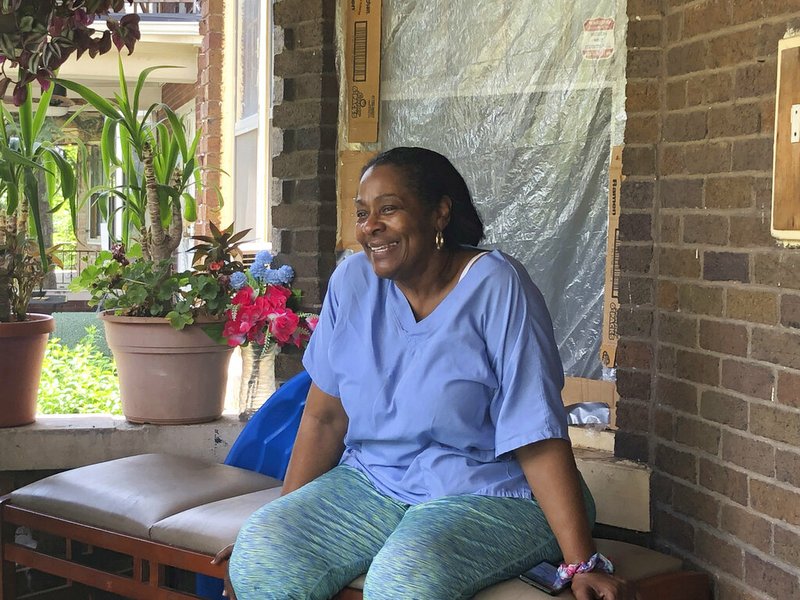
[388,249,496,335]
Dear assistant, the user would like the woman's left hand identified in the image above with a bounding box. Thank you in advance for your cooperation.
[571,572,640,600]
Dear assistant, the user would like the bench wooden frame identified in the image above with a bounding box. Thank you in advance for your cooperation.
[1,498,710,600]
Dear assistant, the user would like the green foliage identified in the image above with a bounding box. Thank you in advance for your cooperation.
[70,246,233,330]
[38,327,121,415]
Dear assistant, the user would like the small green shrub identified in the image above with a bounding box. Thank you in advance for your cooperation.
[38,326,121,415]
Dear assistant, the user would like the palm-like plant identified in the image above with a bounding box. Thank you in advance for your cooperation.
[0,81,77,322]
[57,58,201,261]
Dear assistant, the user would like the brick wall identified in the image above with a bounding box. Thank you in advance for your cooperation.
[162,83,196,111]
[195,0,225,234]
[617,1,800,597]
[271,0,338,379]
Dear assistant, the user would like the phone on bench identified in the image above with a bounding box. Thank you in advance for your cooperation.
[519,561,568,596]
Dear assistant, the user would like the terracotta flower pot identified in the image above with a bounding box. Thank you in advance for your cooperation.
[101,313,234,425]
[0,314,55,428]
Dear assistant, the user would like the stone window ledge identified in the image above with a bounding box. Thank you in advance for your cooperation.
[0,413,246,472]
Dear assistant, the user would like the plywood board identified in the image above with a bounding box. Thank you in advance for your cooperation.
[772,36,800,244]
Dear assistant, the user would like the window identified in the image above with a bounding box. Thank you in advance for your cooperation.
[233,0,271,244]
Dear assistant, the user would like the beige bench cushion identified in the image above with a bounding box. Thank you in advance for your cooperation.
[151,487,283,554]
[9,454,281,538]
[346,539,682,599]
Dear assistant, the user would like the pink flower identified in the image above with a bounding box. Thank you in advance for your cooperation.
[306,315,319,332]
[268,309,300,344]
[231,286,256,306]
[262,285,291,310]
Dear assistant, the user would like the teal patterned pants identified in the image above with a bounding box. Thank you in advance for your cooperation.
[229,465,595,600]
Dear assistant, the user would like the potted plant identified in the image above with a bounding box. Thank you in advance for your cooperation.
[62,61,241,425]
[0,82,78,427]
[0,0,141,427]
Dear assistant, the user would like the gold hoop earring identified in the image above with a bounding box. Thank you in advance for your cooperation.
[435,231,444,251]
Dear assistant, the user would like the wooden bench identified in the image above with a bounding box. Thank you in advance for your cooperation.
[0,379,711,599]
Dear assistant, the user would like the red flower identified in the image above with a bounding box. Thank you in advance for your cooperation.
[268,309,300,344]
[209,261,223,272]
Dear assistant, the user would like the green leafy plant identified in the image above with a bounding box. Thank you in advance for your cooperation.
[0,1,141,105]
[38,326,121,415]
[71,224,250,330]
[56,58,202,261]
[0,81,77,321]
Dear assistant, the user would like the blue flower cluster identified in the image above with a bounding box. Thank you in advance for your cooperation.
[229,271,247,290]
[245,250,294,286]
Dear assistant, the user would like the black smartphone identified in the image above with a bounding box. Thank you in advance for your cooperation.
[519,561,568,596]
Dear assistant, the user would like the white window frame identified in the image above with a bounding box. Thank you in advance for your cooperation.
[233,0,271,246]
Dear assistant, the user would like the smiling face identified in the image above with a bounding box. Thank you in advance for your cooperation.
[355,164,449,285]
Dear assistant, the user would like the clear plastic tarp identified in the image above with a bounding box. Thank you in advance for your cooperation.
[340,0,627,378]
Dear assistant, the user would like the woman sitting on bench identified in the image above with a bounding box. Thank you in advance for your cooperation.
[219,147,638,600]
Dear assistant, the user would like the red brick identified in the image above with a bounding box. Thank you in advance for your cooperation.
[627,0,662,17]
[678,283,724,317]
[674,415,721,455]
[628,49,661,78]
[684,142,732,175]
[653,508,695,553]
[721,504,772,553]
[780,294,800,330]
[776,370,800,409]
[721,359,774,400]
[625,114,660,144]
[699,319,748,357]
[752,327,800,371]
[626,80,660,113]
[661,178,704,209]
[665,11,682,44]
[751,402,800,446]
[616,339,654,370]
[660,145,685,175]
[628,18,661,48]
[721,430,776,476]
[731,137,774,172]
[621,179,656,210]
[656,443,697,482]
[673,481,720,525]
[663,110,707,142]
[755,253,800,290]
[661,345,677,375]
[667,40,707,76]
[774,525,800,569]
[700,390,748,429]
[677,349,720,385]
[707,103,762,139]
[666,80,686,110]
[655,407,674,440]
[750,478,800,525]
[656,376,698,413]
[735,60,776,101]
[683,214,727,246]
[699,458,748,505]
[729,215,775,247]
[730,0,765,24]
[704,176,753,209]
[661,247,701,278]
[776,448,800,488]
[744,552,800,599]
[695,528,744,578]
[727,289,778,325]
[687,71,734,106]
[683,0,730,38]
[658,280,679,310]
[707,27,759,69]
[660,214,681,244]
[703,251,749,283]
[660,313,698,348]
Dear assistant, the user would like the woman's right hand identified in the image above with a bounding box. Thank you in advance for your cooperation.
[571,571,640,600]
[211,543,237,599]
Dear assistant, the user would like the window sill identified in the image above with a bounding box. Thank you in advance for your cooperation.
[0,413,246,471]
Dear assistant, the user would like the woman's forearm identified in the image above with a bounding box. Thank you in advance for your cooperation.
[515,438,596,564]
[281,384,348,495]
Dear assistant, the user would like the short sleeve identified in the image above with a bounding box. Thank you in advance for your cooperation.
[487,258,568,457]
[301,264,342,398]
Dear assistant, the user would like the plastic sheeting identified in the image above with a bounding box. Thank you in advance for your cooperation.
[340,0,627,378]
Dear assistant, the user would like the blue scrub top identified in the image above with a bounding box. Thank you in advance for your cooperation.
[302,250,568,505]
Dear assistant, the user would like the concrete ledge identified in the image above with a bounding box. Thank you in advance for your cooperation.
[0,414,246,471]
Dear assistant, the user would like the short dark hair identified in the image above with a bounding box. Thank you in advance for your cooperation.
[362,147,484,248]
